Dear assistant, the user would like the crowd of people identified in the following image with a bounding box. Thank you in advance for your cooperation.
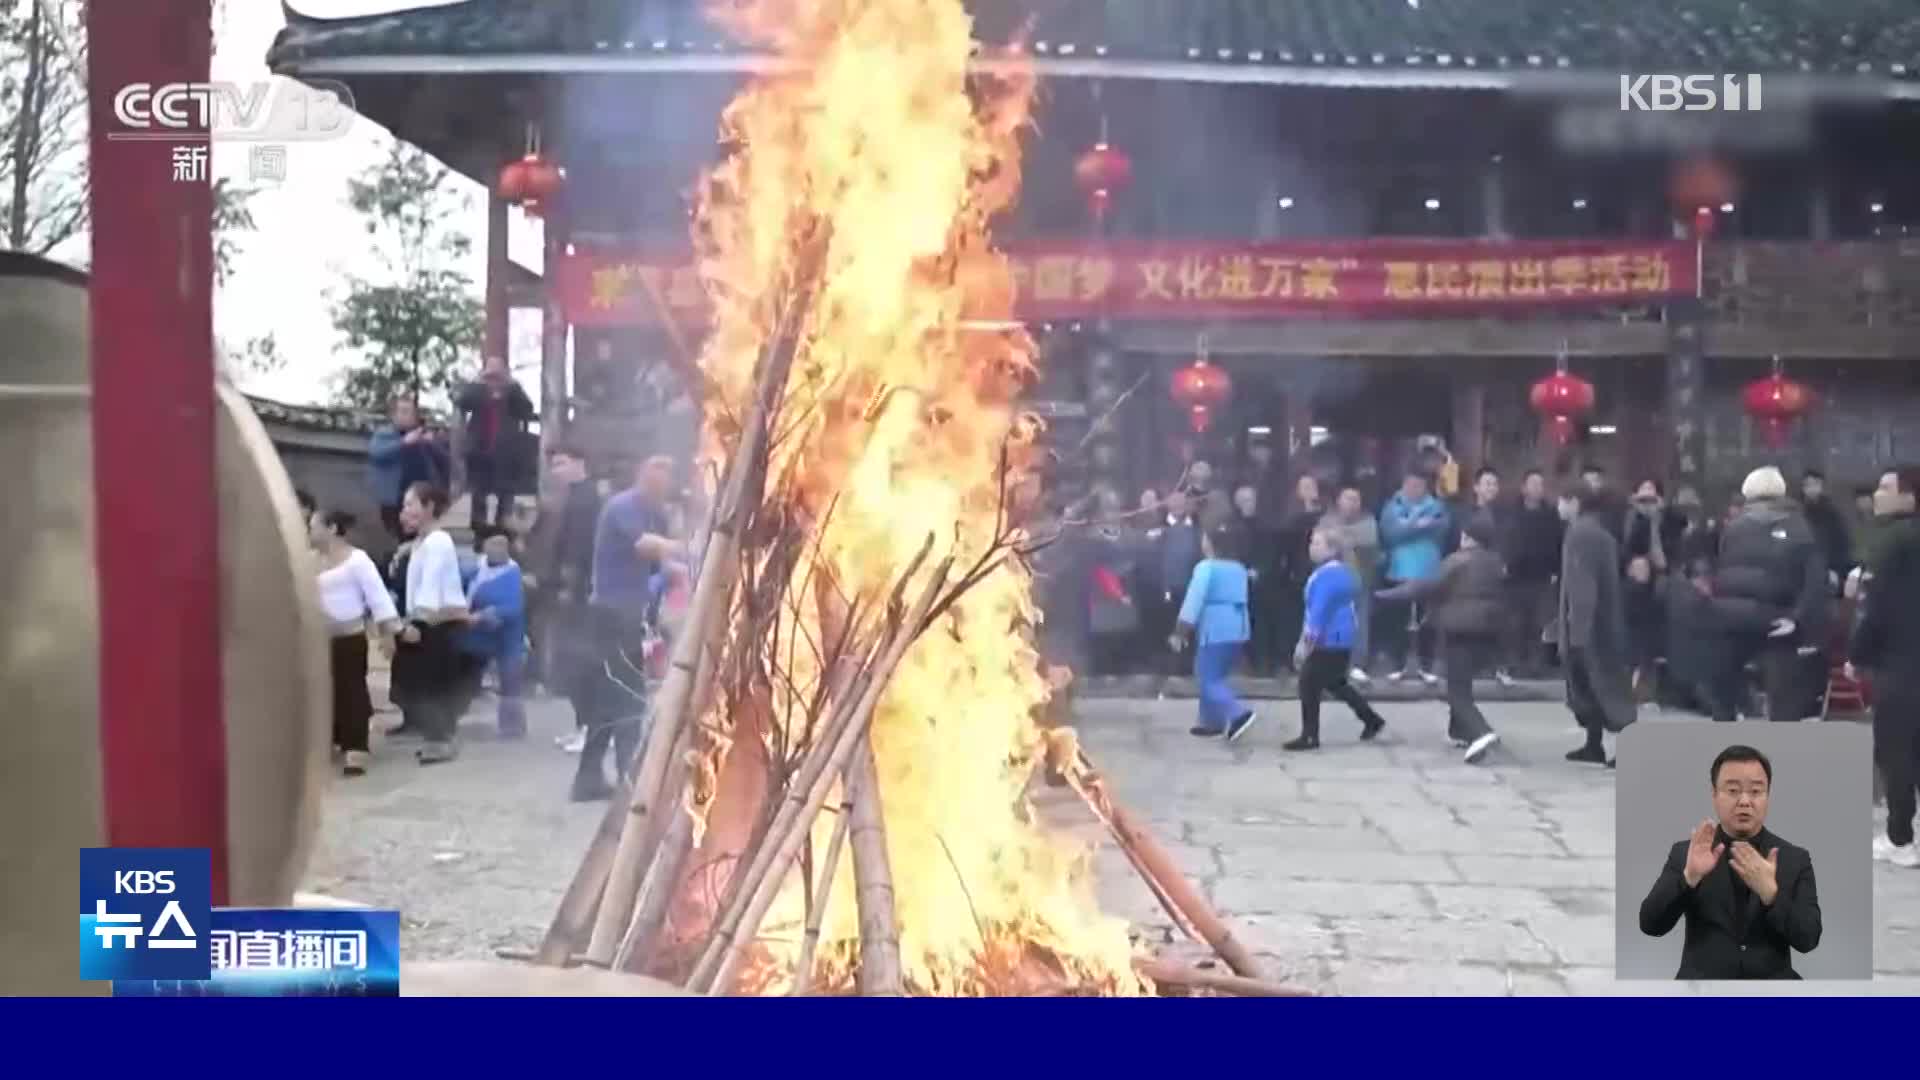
[1041,447,1920,820]
[295,359,704,803]
[306,376,1920,865]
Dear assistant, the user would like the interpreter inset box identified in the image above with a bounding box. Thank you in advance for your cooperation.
[1614,723,1872,981]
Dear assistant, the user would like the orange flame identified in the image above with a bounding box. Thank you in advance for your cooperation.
[688,0,1138,993]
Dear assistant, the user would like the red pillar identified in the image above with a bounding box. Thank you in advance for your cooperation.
[87,0,229,901]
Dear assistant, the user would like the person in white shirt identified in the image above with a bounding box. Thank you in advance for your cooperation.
[310,508,401,776]
[395,483,470,764]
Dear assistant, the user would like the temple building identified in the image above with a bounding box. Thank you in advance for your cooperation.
[269,0,1920,505]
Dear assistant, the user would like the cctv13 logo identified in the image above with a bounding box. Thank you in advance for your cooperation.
[80,848,212,981]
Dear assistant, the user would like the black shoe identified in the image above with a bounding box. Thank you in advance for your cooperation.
[1226,711,1258,742]
[1606,756,1617,769]
[1189,725,1226,738]
[1282,734,1321,751]
[416,740,459,765]
[1565,744,1608,765]
[1360,718,1386,742]
[570,774,616,802]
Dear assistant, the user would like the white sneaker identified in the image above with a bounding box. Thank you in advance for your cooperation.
[557,730,587,754]
[1464,732,1501,764]
[1418,671,1441,687]
[1875,834,1920,867]
[1495,670,1516,689]
[1349,668,1372,685]
[1386,670,1406,683]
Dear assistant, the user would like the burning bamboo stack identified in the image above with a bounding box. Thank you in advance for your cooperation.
[522,0,1314,998]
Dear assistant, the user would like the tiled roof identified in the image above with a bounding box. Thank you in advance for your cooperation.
[270,0,1920,80]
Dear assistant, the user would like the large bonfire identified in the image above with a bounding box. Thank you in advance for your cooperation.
[539,0,1147,995]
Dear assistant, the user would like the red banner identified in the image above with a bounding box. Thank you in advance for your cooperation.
[555,239,1697,327]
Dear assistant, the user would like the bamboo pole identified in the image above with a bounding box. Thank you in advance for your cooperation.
[1045,731,1262,980]
[611,608,730,972]
[846,735,902,996]
[583,314,803,963]
[689,557,951,994]
[791,783,853,994]
[532,777,630,965]
[1136,959,1313,998]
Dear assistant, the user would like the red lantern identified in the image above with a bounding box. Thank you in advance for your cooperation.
[1529,368,1595,448]
[1692,204,1716,241]
[1742,370,1811,449]
[498,152,563,213]
[1075,141,1132,221]
[1669,156,1736,217]
[1170,357,1232,435]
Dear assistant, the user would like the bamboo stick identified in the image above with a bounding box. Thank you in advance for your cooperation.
[1104,798,1261,979]
[584,313,803,962]
[532,777,631,965]
[611,608,731,972]
[1045,731,1262,980]
[689,558,952,994]
[1137,959,1313,998]
[791,784,853,994]
[846,735,903,996]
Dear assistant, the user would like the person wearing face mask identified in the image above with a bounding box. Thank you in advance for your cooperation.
[1670,484,1720,569]
[1638,745,1821,979]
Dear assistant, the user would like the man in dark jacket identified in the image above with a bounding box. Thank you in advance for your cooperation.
[1559,486,1636,766]
[1800,470,1852,587]
[1141,488,1202,678]
[1708,466,1829,724]
[454,354,537,528]
[1503,469,1564,679]
[1852,465,1920,868]
[1638,745,1822,979]
[1377,515,1507,763]
[524,445,603,725]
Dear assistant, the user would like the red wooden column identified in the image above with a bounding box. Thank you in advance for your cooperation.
[484,192,510,360]
[87,0,229,901]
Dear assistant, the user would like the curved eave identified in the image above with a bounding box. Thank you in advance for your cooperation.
[272,50,1920,101]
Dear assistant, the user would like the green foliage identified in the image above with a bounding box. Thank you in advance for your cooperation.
[211,177,258,287]
[328,142,483,411]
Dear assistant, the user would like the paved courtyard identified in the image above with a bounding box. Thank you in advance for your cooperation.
[304,689,1920,994]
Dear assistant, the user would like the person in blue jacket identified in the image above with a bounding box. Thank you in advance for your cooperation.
[1284,525,1390,750]
[366,395,449,540]
[460,527,529,739]
[1169,523,1257,741]
[1377,470,1450,685]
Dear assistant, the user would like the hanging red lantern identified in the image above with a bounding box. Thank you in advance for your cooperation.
[1074,141,1132,221]
[1669,156,1736,218]
[1170,352,1232,435]
[1692,204,1716,241]
[1528,366,1595,448]
[1742,366,1811,449]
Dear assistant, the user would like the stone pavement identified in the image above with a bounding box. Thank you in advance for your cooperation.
[304,690,1920,994]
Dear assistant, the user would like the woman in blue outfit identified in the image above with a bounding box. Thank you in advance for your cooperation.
[1169,523,1257,740]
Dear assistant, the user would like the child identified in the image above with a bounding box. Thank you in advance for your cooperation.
[1285,526,1389,750]
[460,527,529,738]
[1375,516,1504,763]
[1168,523,1256,740]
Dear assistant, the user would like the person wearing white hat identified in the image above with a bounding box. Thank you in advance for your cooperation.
[1704,466,1830,724]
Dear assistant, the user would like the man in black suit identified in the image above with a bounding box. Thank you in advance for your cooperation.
[1638,744,1822,979]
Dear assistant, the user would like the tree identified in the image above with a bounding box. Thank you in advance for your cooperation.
[329,142,483,412]
[211,177,257,287]
[0,0,88,257]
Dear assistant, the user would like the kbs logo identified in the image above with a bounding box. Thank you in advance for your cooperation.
[1619,74,1763,112]
[108,79,356,142]
[79,848,212,982]
[114,870,176,894]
